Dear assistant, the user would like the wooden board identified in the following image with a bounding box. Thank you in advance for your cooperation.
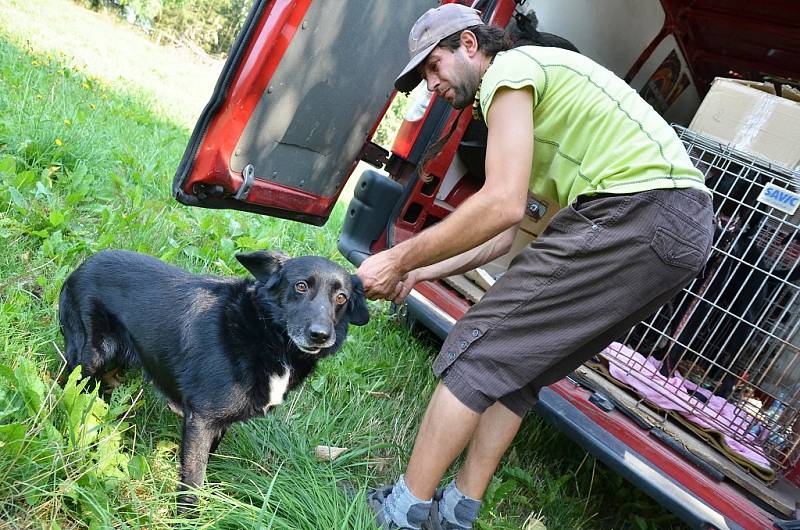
[443,274,485,304]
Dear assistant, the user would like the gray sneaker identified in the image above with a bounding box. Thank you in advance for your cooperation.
[422,489,472,530]
[368,485,413,530]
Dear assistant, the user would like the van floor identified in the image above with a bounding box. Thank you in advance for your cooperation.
[571,365,798,518]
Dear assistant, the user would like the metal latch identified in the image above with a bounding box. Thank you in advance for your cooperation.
[234,164,255,200]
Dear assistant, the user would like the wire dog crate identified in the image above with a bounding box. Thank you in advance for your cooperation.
[599,126,800,484]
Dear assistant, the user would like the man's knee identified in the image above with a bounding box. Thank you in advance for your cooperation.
[440,366,495,414]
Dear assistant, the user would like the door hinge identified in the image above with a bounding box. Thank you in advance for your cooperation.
[359,141,390,169]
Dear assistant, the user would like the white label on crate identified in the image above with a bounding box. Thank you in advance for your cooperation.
[756,184,800,215]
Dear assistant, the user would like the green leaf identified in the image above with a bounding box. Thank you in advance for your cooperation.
[220,237,235,256]
[493,478,518,502]
[35,181,53,199]
[310,374,327,392]
[0,387,23,421]
[236,235,258,250]
[13,169,37,189]
[66,191,87,206]
[503,466,535,489]
[8,186,28,211]
[0,366,24,421]
[0,155,16,176]
[0,423,27,457]
[49,210,65,227]
[127,455,151,480]
[554,473,572,489]
[95,231,114,249]
[13,358,48,414]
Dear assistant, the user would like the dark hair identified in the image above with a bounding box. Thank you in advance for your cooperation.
[507,11,579,52]
[437,24,511,56]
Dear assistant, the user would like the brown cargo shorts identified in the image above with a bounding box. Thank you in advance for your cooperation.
[434,188,715,417]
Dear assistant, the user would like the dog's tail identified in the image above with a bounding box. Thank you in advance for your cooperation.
[58,279,86,375]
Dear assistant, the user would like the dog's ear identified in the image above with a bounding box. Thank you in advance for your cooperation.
[236,251,289,282]
[347,274,370,326]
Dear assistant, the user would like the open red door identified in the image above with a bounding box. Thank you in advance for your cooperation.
[173,0,437,225]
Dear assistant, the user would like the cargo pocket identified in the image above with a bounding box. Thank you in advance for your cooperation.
[650,226,706,271]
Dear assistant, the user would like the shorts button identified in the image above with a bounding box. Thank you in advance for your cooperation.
[591,224,599,231]
[459,340,468,350]
[472,329,480,337]
[447,351,456,360]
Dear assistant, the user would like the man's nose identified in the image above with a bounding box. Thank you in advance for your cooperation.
[425,76,438,93]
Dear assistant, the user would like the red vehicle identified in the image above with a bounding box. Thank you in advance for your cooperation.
[173,1,800,528]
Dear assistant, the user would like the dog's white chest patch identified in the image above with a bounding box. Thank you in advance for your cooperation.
[264,367,291,414]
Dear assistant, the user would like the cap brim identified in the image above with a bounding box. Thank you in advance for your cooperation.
[394,41,437,93]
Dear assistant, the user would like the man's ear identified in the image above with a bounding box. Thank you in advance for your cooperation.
[347,274,370,326]
[459,29,479,58]
[235,251,289,282]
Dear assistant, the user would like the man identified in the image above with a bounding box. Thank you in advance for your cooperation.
[357,4,714,529]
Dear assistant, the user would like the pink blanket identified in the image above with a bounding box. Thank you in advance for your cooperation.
[600,342,772,471]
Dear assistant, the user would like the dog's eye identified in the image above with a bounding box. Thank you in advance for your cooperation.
[295,281,308,293]
[335,293,347,305]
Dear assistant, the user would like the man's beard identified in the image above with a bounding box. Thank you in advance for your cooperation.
[450,58,482,109]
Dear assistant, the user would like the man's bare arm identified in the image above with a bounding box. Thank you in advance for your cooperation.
[413,222,518,282]
[357,87,534,299]
[392,223,518,303]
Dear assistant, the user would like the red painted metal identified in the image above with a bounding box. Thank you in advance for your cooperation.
[414,281,470,321]
[659,0,800,95]
[179,0,348,220]
[787,458,800,488]
[550,380,778,529]
[391,92,436,160]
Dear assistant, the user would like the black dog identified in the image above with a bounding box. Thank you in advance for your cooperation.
[58,249,368,507]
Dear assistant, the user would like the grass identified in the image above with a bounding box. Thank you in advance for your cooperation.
[0,2,688,529]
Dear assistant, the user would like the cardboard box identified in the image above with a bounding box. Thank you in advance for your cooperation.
[689,78,800,171]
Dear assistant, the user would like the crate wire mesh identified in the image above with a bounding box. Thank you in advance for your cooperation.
[604,126,800,482]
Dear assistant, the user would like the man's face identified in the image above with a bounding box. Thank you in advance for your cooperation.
[419,46,481,110]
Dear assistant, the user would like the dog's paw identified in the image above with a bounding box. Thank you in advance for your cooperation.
[176,493,199,516]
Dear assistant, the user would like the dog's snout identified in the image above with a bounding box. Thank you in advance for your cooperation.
[308,323,332,343]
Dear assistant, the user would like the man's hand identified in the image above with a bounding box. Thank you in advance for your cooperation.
[357,249,407,301]
[393,269,422,304]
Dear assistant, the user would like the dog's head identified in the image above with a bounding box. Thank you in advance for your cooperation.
[236,251,369,355]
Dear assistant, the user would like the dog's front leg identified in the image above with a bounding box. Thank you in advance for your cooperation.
[176,411,221,511]
[210,427,227,455]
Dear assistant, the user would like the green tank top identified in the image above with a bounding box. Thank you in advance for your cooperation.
[478,46,709,208]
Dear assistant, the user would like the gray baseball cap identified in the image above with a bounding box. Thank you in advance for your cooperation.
[394,3,483,93]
